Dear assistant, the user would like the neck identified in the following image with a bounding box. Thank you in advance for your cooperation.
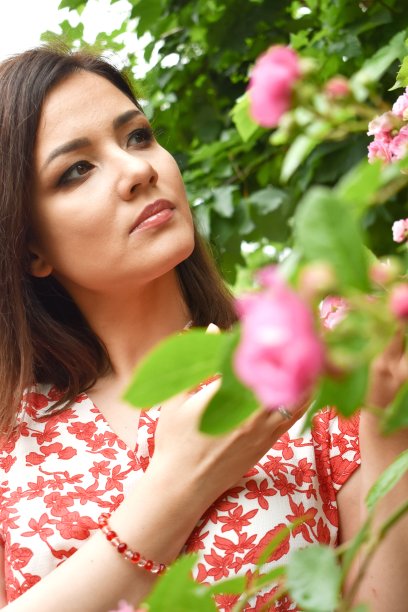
[65,269,191,386]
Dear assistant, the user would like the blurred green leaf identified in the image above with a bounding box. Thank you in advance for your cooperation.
[58,0,86,10]
[351,29,407,99]
[124,329,224,407]
[286,545,341,611]
[336,160,382,218]
[212,186,236,218]
[294,188,370,292]
[366,449,408,511]
[207,576,246,595]
[200,327,259,434]
[383,381,408,434]
[391,54,408,90]
[313,365,369,418]
[231,94,261,142]
[144,554,216,611]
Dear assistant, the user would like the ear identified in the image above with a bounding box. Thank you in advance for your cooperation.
[28,245,53,278]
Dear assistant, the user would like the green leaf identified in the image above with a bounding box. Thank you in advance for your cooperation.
[212,186,236,218]
[131,0,166,37]
[280,134,319,183]
[335,160,382,219]
[200,327,259,434]
[391,54,408,89]
[247,187,287,214]
[124,329,224,407]
[294,187,370,292]
[286,545,341,611]
[231,94,261,142]
[207,576,246,595]
[366,449,408,511]
[281,121,332,182]
[313,366,369,418]
[58,0,86,10]
[382,380,408,434]
[351,30,407,99]
[253,565,286,588]
[144,554,217,611]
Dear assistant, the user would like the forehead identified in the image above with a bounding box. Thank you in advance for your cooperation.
[35,71,135,156]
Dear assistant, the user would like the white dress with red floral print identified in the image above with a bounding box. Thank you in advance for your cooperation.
[0,384,360,610]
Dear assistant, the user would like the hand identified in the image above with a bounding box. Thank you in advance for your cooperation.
[149,378,308,508]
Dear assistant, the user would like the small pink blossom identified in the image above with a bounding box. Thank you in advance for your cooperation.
[319,296,348,330]
[389,125,408,161]
[248,46,301,128]
[367,134,393,164]
[234,267,324,411]
[389,284,408,320]
[392,88,408,119]
[392,218,408,243]
[370,260,399,285]
[325,76,350,99]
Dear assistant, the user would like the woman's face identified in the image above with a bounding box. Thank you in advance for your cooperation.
[30,70,194,297]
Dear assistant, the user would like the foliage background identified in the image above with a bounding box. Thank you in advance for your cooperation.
[49,0,408,290]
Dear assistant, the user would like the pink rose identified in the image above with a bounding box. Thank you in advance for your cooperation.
[319,296,348,330]
[325,76,350,99]
[389,125,408,161]
[234,267,324,411]
[389,284,408,320]
[248,46,301,128]
[367,134,393,164]
[392,218,408,243]
[392,88,408,119]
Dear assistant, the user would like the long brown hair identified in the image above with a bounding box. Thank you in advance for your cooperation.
[0,46,237,436]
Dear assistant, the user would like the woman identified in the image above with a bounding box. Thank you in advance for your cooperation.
[0,47,406,612]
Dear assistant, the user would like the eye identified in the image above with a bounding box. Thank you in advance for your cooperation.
[58,161,95,186]
[127,127,154,147]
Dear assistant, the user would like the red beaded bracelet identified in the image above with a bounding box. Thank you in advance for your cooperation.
[98,512,166,575]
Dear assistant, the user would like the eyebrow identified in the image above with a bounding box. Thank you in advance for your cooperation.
[42,108,143,170]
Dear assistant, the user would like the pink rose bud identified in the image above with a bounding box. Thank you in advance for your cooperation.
[234,267,324,411]
[248,46,301,128]
[389,284,408,320]
[298,262,336,302]
[319,296,349,330]
[392,218,408,243]
[369,259,401,286]
[325,76,350,99]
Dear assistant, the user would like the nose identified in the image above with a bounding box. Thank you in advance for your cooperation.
[115,150,158,201]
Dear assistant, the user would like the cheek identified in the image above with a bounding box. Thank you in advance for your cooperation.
[31,197,113,271]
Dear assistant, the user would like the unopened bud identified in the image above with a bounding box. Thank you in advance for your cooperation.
[299,262,337,302]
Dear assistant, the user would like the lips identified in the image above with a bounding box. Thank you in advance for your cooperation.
[129,199,175,233]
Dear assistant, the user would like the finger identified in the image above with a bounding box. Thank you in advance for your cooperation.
[184,377,222,412]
